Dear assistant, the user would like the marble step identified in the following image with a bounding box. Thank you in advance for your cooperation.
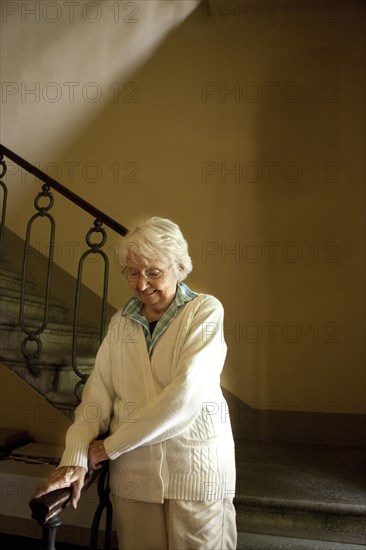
[0,267,69,324]
[0,319,100,355]
[0,287,68,325]
[236,502,366,546]
[237,532,366,549]
[234,440,366,546]
[0,267,35,293]
[1,349,95,403]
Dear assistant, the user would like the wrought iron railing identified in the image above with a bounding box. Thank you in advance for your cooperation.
[0,143,128,548]
[0,154,8,261]
[0,143,127,392]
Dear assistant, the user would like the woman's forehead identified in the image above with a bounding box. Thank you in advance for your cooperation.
[125,255,166,268]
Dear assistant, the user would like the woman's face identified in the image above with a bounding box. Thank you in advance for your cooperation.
[125,256,179,316]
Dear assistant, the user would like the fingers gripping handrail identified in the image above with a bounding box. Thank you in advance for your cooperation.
[29,465,111,549]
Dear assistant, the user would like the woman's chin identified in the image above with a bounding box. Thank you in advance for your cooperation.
[141,291,160,304]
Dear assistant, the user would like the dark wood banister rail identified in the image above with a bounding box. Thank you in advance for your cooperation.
[29,469,99,525]
[29,467,108,549]
[0,143,128,237]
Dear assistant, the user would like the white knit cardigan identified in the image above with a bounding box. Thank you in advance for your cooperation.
[59,293,236,503]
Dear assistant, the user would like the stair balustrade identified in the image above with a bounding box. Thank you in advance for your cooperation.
[0,143,127,549]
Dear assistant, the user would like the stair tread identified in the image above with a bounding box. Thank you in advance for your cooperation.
[0,286,68,311]
[234,440,366,513]
[237,532,366,549]
[0,317,100,335]
[0,267,35,289]
[0,348,96,365]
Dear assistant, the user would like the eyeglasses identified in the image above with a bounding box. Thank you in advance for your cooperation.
[122,264,173,282]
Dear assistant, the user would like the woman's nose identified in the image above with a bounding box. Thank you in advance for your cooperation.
[137,275,149,290]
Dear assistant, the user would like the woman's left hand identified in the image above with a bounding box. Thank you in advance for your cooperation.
[88,439,109,470]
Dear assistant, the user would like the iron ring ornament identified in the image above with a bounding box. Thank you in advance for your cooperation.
[86,219,108,250]
[34,184,54,214]
[21,334,43,376]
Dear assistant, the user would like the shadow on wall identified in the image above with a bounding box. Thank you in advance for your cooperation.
[4,0,366,420]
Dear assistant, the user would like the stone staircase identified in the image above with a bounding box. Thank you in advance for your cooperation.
[235,440,366,549]
[0,266,100,417]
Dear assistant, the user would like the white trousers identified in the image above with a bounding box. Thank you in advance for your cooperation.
[111,496,237,550]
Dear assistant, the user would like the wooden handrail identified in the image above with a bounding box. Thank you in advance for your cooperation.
[0,144,128,237]
[29,468,100,526]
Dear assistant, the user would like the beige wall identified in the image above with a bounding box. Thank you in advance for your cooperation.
[2,1,365,416]
[0,364,71,445]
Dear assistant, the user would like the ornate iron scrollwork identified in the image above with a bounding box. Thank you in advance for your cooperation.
[73,219,109,400]
[19,183,55,375]
[0,154,8,263]
[0,144,126,550]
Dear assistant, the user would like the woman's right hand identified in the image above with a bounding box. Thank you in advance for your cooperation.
[34,465,87,509]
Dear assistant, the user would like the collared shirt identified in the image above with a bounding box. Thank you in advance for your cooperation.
[121,282,198,355]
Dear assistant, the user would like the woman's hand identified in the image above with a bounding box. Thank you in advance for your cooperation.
[34,466,87,509]
[88,439,109,470]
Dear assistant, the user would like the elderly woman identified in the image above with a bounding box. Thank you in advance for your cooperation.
[36,217,237,550]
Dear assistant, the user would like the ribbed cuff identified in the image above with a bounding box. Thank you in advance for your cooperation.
[103,431,130,461]
[58,441,89,470]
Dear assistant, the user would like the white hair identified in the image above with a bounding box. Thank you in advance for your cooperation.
[119,217,193,282]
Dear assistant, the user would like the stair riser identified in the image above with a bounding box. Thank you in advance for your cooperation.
[56,365,93,392]
[4,363,92,400]
[236,506,366,546]
[0,264,111,414]
[237,531,366,550]
[4,364,57,396]
[2,354,94,394]
[0,296,66,324]
[0,272,35,293]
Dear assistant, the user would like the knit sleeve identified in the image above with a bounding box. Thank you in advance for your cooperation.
[104,295,227,461]
[58,318,117,469]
